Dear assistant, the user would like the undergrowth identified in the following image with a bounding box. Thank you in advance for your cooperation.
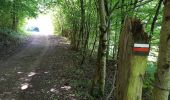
[0,28,28,47]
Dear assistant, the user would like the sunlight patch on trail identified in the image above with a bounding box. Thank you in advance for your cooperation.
[50,88,59,94]
[61,86,71,91]
[19,71,37,91]
[28,72,36,77]
[44,71,49,74]
[17,72,23,74]
[25,14,54,36]
[21,83,29,90]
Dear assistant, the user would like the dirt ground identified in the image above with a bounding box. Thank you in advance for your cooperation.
[0,35,117,100]
[0,35,90,100]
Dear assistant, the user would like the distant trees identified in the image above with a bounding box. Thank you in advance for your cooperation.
[0,0,38,31]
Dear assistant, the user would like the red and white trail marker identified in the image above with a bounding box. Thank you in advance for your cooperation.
[133,43,150,56]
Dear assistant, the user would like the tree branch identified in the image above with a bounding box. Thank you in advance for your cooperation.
[150,0,163,37]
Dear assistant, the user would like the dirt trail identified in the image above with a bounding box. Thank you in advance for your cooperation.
[0,35,76,100]
[0,35,49,70]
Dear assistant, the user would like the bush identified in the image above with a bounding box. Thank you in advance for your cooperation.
[0,28,28,47]
[143,62,157,99]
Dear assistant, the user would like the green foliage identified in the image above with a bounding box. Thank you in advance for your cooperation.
[0,0,39,30]
[0,28,27,38]
[51,0,161,57]
[0,28,28,48]
[49,0,162,96]
[143,62,157,99]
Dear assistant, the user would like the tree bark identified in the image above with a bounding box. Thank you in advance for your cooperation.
[152,0,170,100]
[91,0,107,96]
[115,17,149,100]
[81,0,92,65]
[97,0,107,95]
[124,56,147,100]
[77,0,85,50]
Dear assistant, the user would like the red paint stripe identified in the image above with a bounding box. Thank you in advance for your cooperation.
[133,48,150,52]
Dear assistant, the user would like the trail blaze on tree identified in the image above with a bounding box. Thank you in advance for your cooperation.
[115,17,149,100]
[152,0,170,99]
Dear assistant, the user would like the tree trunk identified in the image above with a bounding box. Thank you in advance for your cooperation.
[106,20,111,63]
[78,0,85,50]
[11,0,18,31]
[152,0,170,100]
[124,56,147,100]
[91,0,107,96]
[115,17,149,100]
[81,0,92,64]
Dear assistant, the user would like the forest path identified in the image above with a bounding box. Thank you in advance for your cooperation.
[0,35,77,100]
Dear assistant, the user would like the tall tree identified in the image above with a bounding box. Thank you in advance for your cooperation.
[77,0,85,49]
[91,0,107,96]
[152,0,170,99]
[11,0,18,31]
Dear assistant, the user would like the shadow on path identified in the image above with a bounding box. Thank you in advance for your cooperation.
[0,35,77,100]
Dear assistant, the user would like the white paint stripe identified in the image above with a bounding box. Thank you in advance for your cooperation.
[134,43,149,48]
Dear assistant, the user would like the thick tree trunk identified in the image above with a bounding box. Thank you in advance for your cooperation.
[115,17,133,100]
[124,56,147,100]
[152,0,170,100]
[115,17,149,100]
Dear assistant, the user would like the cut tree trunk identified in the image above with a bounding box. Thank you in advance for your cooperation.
[124,56,147,100]
[115,17,149,100]
[152,0,170,100]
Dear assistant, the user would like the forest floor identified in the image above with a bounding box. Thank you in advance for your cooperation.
[0,35,115,100]
[0,35,92,100]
